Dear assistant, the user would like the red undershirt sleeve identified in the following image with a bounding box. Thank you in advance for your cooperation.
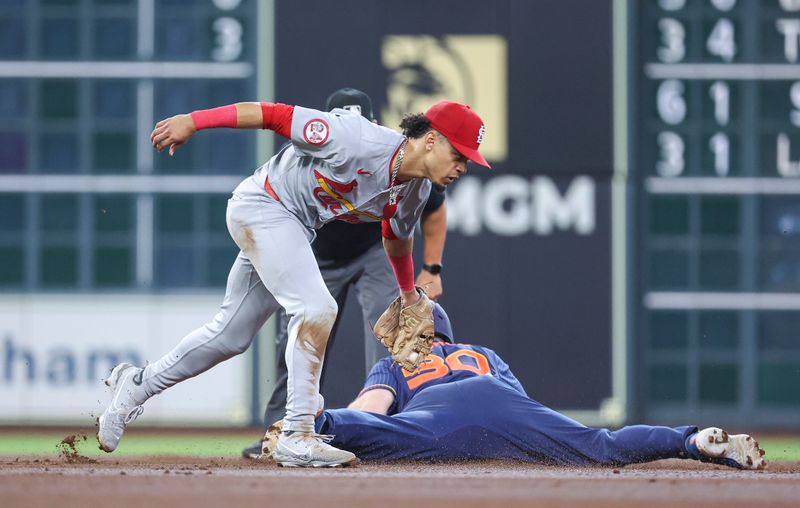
[260,102,294,138]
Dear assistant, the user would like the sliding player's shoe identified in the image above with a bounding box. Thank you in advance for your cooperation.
[688,427,767,470]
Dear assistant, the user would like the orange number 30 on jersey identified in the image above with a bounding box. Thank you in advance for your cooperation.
[402,349,491,390]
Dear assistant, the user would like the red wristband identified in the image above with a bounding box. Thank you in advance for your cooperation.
[388,254,415,292]
[190,104,238,130]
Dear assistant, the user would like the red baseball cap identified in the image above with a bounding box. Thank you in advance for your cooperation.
[424,100,491,168]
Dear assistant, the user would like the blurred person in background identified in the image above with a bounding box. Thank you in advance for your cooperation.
[241,88,448,459]
[96,92,489,467]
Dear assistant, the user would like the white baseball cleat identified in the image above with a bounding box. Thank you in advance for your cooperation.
[256,395,325,460]
[96,363,146,453]
[694,427,767,470]
[272,431,357,468]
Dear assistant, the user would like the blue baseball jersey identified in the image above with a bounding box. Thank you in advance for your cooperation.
[317,342,695,465]
[359,343,527,414]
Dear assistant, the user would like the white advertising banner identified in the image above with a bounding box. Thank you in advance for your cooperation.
[0,294,251,425]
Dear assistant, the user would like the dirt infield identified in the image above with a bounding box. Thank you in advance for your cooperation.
[2,455,799,508]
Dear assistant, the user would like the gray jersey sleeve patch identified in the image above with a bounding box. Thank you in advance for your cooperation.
[290,106,363,169]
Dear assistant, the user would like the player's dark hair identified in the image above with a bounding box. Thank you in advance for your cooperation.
[399,113,432,139]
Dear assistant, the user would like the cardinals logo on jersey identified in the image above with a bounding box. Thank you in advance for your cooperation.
[312,170,383,223]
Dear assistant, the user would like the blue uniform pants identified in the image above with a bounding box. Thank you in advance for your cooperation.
[316,376,696,465]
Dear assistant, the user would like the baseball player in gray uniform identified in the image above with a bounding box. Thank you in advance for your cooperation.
[96,97,490,467]
[240,88,447,459]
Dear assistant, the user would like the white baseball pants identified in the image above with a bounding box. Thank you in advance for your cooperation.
[140,181,336,432]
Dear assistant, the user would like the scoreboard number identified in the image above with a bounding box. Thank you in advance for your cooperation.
[211,0,244,62]
[211,17,244,62]
[709,132,730,177]
[657,79,686,125]
[656,132,685,178]
[658,18,686,63]
[709,81,730,126]
[706,18,736,62]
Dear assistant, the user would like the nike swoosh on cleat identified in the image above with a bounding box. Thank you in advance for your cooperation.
[279,442,312,458]
[276,450,313,463]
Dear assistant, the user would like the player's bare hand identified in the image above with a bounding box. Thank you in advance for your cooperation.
[415,271,442,300]
[150,114,196,156]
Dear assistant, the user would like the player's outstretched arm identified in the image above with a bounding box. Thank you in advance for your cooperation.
[347,388,395,415]
[150,102,293,156]
[415,200,447,299]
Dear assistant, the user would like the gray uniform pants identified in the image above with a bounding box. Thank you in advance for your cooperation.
[140,181,338,433]
[263,241,395,427]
